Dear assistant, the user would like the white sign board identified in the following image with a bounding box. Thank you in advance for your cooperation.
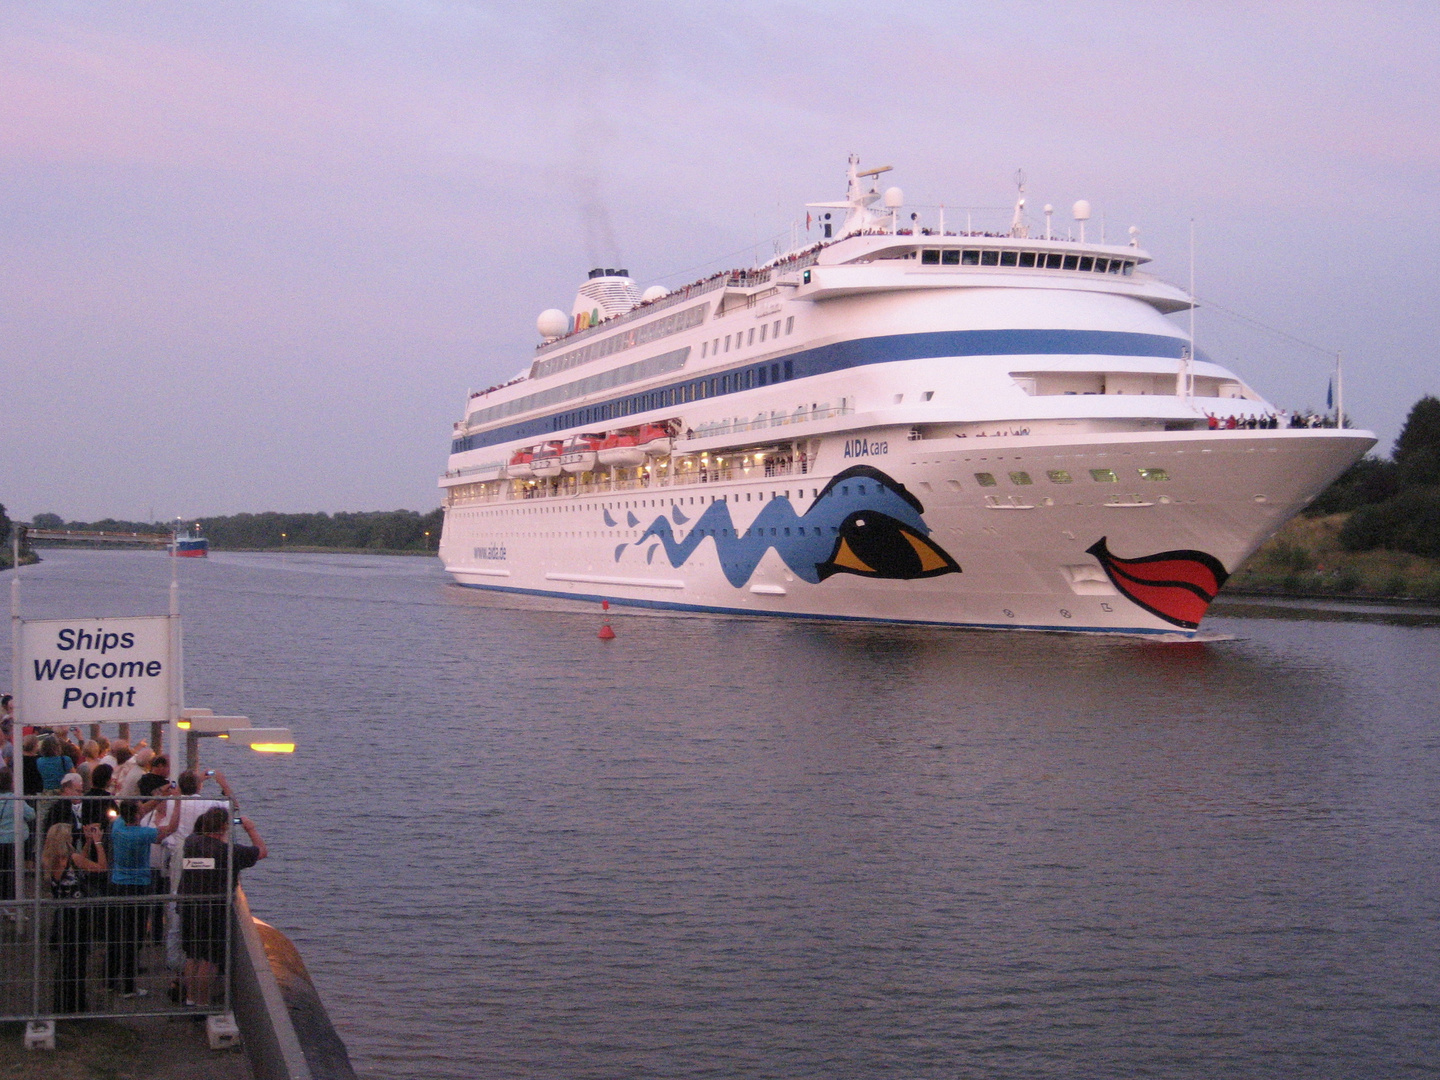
[18,615,175,725]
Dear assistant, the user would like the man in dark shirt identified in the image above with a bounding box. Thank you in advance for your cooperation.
[177,807,266,1007]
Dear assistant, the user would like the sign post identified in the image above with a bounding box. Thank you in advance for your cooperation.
[10,612,181,899]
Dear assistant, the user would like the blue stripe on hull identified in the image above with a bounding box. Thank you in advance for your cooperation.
[452,328,1186,454]
[449,579,1190,637]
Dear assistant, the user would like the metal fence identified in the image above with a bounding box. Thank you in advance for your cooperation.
[0,793,237,1022]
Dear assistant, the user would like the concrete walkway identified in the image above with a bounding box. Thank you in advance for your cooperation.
[0,1016,251,1080]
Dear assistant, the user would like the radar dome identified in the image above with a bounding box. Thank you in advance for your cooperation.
[537,309,569,338]
[641,285,669,303]
[1072,200,1091,221]
[883,186,904,208]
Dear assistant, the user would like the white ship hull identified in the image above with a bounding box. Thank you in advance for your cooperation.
[438,159,1374,635]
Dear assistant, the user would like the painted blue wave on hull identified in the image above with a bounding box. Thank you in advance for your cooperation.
[636,468,935,587]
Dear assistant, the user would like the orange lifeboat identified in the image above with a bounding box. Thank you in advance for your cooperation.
[636,423,674,458]
[560,434,603,473]
[531,440,565,478]
[597,430,648,468]
[506,448,534,478]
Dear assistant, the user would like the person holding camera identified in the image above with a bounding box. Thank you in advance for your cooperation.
[177,807,266,1007]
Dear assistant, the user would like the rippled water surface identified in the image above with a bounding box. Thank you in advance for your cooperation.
[5,551,1438,1079]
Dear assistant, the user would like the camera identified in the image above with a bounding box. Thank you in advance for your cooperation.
[232,816,242,825]
[204,770,215,777]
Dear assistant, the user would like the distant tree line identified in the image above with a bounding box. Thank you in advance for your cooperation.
[28,508,444,553]
[1306,394,1440,558]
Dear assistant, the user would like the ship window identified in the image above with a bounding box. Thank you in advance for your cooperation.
[701,342,708,358]
[1108,260,1121,274]
[980,250,999,266]
[759,324,767,342]
[745,370,754,389]
[757,366,767,386]
[1093,259,1109,273]
[1090,468,1118,482]
[1000,251,1018,267]
[921,249,940,265]
[786,317,795,334]
[771,363,780,383]
[1122,261,1135,275]
[1047,470,1073,484]
[1138,468,1170,481]
[748,329,755,346]
[783,359,793,380]
[724,335,731,352]
[773,320,781,337]
[974,472,997,487]
[1019,252,1037,267]
[1045,253,1063,269]
[960,250,979,265]
[1063,255,1079,270]
[1009,471,1033,485]
[1079,256,1094,271]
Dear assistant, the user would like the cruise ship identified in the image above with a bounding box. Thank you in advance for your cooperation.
[437,158,1373,635]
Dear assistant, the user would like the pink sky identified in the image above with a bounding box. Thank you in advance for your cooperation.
[2,2,1437,519]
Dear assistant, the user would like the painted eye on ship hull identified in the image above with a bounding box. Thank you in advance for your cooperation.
[816,511,961,582]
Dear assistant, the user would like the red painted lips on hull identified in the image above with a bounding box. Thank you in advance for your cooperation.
[1086,537,1230,630]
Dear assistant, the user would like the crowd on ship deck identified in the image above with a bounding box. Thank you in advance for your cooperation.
[1,702,267,1016]
[1206,411,1341,430]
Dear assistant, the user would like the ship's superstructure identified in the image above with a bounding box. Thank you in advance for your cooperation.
[437,158,1373,634]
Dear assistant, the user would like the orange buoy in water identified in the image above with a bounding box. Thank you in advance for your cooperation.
[598,599,616,640]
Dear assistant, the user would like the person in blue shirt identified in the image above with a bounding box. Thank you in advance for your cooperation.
[106,793,178,997]
[0,767,35,906]
[35,735,74,794]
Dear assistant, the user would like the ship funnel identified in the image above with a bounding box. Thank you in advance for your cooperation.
[571,270,641,329]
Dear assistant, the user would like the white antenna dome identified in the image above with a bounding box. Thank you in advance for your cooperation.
[641,285,669,303]
[537,309,569,338]
[1044,204,1053,214]
[883,186,904,208]
[1072,199,1091,221]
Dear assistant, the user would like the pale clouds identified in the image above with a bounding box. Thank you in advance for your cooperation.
[1,1,1436,519]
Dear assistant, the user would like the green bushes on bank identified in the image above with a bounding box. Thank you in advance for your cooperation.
[1325,395,1440,560]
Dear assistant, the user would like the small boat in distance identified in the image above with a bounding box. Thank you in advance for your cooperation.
[169,525,208,558]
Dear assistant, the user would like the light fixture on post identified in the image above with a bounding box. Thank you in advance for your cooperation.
[226,728,296,754]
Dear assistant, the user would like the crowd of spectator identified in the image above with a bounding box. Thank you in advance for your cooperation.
[2,708,267,1016]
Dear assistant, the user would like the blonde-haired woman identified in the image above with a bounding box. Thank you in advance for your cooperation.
[42,821,106,1013]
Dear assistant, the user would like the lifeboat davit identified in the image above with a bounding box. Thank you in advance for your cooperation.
[637,423,674,458]
[597,431,648,468]
[560,434,602,473]
[506,448,534,478]
[531,441,564,478]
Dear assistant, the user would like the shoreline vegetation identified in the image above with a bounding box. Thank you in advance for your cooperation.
[8,395,1438,600]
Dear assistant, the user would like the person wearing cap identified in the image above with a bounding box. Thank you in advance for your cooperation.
[40,772,86,848]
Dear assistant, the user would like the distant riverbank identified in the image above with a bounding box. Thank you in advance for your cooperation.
[1223,512,1440,602]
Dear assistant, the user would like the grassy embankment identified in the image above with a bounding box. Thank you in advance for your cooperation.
[1226,513,1440,601]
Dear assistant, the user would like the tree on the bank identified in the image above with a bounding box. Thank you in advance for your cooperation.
[1338,395,1440,558]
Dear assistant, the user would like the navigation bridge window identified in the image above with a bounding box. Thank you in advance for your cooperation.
[920,248,1134,275]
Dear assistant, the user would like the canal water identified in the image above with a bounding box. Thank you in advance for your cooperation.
[5,550,1438,1079]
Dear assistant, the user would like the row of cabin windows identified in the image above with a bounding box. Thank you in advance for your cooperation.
[973,467,1170,487]
[701,316,795,359]
[921,249,1136,274]
[549,358,796,431]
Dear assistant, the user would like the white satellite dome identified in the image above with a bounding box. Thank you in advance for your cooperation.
[1072,199,1092,221]
[536,309,569,338]
[883,186,904,208]
[641,285,669,303]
